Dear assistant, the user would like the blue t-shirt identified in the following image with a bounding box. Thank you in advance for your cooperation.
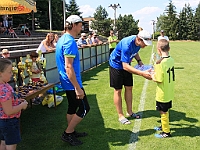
[55,33,82,90]
[109,35,141,69]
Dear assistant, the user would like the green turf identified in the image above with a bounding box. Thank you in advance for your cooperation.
[17,41,200,150]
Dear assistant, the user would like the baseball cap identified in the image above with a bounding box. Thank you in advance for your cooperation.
[66,15,83,24]
[93,32,98,36]
[138,30,152,46]
[2,49,9,54]
[81,33,86,37]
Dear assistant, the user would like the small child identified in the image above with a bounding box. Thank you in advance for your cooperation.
[151,39,175,138]
[30,51,43,105]
[30,51,41,83]
[0,58,28,150]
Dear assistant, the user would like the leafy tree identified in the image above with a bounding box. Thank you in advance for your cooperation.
[163,0,179,40]
[156,14,166,32]
[178,4,197,40]
[185,4,197,40]
[116,14,139,40]
[90,5,112,36]
[66,0,82,18]
[194,2,200,40]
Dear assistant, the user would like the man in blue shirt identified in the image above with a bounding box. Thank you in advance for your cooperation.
[55,15,90,146]
[109,30,152,124]
[76,33,90,48]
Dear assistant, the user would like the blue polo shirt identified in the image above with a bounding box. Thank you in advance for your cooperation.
[55,33,82,90]
[109,35,141,69]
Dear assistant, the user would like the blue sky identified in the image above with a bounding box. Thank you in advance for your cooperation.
[67,0,199,33]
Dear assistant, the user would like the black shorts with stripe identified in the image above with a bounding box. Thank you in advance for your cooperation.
[109,66,133,90]
[156,101,172,112]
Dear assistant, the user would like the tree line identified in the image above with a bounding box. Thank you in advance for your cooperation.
[156,0,200,40]
[12,0,200,40]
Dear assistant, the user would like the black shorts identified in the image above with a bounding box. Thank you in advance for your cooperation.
[66,88,90,118]
[156,101,172,112]
[109,66,133,90]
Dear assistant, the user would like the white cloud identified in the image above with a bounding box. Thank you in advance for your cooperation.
[132,7,161,16]
[79,5,95,17]
[131,7,162,33]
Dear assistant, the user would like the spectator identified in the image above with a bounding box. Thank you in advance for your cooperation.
[21,24,31,37]
[36,33,55,53]
[0,22,6,34]
[158,30,169,41]
[7,15,13,27]
[1,49,10,58]
[76,33,90,48]
[8,26,19,38]
[0,16,3,27]
[91,32,103,45]
[2,15,8,28]
[54,34,59,46]
[86,32,93,45]
[108,30,118,55]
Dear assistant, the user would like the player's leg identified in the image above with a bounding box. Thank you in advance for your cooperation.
[0,140,6,150]
[114,88,123,118]
[109,67,125,119]
[124,86,133,115]
[5,144,17,150]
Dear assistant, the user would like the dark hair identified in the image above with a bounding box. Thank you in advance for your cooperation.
[64,22,81,31]
[30,51,38,58]
[0,58,12,72]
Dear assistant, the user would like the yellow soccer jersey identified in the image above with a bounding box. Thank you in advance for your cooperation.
[108,36,117,49]
[154,56,175,103]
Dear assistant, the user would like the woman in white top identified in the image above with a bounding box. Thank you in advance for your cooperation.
[37,33,55,53]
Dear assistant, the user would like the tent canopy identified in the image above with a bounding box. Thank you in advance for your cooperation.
[0,0,36,15]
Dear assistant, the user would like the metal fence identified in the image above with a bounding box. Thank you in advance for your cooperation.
[8,44,109,88]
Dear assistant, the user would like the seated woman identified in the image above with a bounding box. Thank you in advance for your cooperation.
[36,33,55,53]
[21,24,31,37]
[8,27,19,38]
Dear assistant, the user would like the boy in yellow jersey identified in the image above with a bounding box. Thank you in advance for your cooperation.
[151,39,175,138]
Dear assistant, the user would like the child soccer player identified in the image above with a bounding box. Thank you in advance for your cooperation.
[0,58,28,150]
[151,39,175,138]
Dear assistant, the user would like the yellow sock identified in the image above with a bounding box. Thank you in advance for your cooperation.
[161,112,170,133]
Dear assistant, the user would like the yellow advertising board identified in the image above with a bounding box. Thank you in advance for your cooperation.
[0,0,36,15]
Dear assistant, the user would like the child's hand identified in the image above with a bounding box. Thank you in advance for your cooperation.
[150,71,156,81]
[21,100,28,110]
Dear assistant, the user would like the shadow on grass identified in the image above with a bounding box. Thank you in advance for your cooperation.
[82,62,109,84]
[17,91,130,150]
[129,109,199,140]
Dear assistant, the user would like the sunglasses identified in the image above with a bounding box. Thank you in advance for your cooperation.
[3,52,9,55]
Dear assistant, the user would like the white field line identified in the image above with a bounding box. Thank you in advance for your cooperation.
[128,44,155,150]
